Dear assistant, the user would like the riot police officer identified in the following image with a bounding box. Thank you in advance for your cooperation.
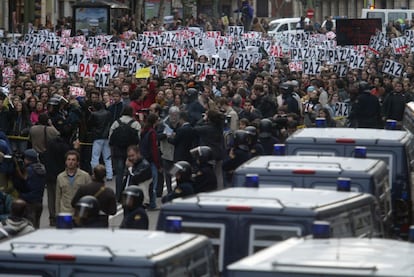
[190,146,217,193]
[120,186,149,230]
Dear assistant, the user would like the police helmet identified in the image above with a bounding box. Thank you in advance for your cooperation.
[122,185,144,209]
[47,96,60,106]
[190,146,213,164]
[74,196,100,221]
[358,81,371,94]
[245,126,258,144]
[279,82,293,94]
[259,118,273,137]
[233,130,250,151]
[170,161,192,181]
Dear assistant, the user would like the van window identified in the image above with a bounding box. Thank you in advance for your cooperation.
[181,222,225,272]
[72,274,135,277]
[352,206,375,237]
[365,153,393,186]
[367,12,385,23]
[326,211,353,237]
[268,23,279,32]
[378,176,392,221]
[248,225,302,254]
[279,23,288,32]
[388,12,407,23]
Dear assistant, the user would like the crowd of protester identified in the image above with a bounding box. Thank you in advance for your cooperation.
[0,10,413,231]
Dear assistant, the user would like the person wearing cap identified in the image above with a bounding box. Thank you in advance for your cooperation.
[13,149,46,229]
[348,81,382,129]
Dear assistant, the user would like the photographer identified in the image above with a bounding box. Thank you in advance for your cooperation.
[13,149,46,229]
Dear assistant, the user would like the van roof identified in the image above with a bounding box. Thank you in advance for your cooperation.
[165,188,372,215]
[0,229,205,265]
[227,237,414,276]
[286,128,410,146]
[235,155,386,175]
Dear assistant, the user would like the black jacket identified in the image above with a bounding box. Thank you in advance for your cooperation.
[88,108,112,140]
[193,164,217,193]
[194,123,225,161]
[71,181,117,216]
[168,122,197,163]
[122,158,152,190]
[351,91,382,128]
[120,207,149,230]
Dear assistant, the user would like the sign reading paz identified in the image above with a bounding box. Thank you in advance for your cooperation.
[382,59,404,77]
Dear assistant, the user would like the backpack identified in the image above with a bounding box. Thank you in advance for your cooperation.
[109,119,140,148]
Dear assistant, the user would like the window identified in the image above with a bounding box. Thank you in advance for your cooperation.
[366,153,393,188]
[352,206,375,237]
[248,225,302,254]
[377,176,392,222]
[388,12,407,23]
[296,150,336,156]
[367,12,385,24]
[327,212,353,237]
[181,222,225,272]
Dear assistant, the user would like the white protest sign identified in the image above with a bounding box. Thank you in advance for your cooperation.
[228,26,244,37]
[79,63,99,78]
[334,102,350,117]
[69,86,86,97]
[36,73,50,84]
[165,63,178,78]
[303,60,321,75]
[333,64,348,77]
[95,72,110,88]
[55,68,68,79]
[382,59,404,77]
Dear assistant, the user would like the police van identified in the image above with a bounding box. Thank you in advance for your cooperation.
[227,237,414,276]
[232,155,392,232]
[361,8,414,33]
[286,127,414,237]
[0,229,218,276]
[157,187,382,272]
[403,101,414,135]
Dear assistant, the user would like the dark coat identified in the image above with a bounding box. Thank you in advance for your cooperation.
[71,181,117,216]
[122,158,152,190]
[14,162,46,204]
[88,108,112,140]
[194,123,225,161]
[120,207,149,230]
[193,164,217,193]
[168,122,197,163]
[351,91,382,128]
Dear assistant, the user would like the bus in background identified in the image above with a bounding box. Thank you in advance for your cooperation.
[361,8,414,33]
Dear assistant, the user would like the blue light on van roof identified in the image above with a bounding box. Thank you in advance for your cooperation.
[315,117,327,128]
[337,177,351,192]
[354,146,367,158]
[56,213,73,229]
[312,221,331,239]
[409,226,414,242]
[273,144,286,155]
[165,216,182,233]
[245,174,259,188]
[385,119,397,130]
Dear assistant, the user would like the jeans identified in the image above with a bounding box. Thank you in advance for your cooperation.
[149,163,158,208]
[90,139,113,179]
[113,155,126,201]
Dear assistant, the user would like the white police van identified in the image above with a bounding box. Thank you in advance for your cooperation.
[227,236,414,276]
[286,127,414,238]
[232,155,392,233]
[361,8,414,33]
[157,187,382,273]
[0,229,218,276]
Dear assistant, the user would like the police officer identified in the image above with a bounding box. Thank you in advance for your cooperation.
[120,186,149,230]
[190,146,217,193]
[257,118,279,155]
[245,125,264,157]
[162,161,195,203]
[73,196,106,228]
[349,81,382,128]
[223,130,251,184]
